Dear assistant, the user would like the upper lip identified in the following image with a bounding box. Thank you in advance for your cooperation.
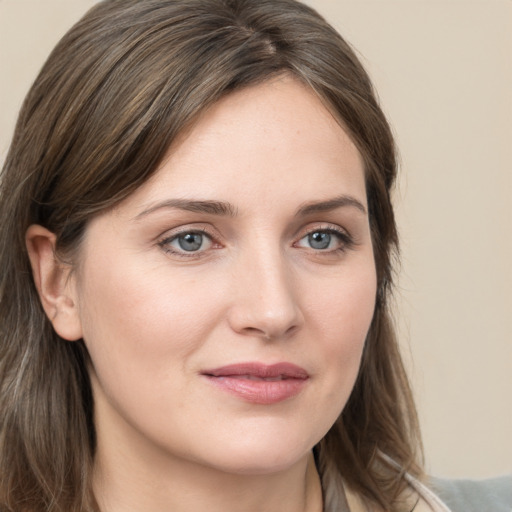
[201,362,309,379]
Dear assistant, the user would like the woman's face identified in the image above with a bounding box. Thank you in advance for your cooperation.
[70,76,376,475]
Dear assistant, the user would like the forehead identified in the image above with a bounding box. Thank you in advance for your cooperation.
[119,75,366,215]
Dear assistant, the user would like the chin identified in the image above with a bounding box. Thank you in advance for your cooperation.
[208,452,309,476]
[192,430,318,476]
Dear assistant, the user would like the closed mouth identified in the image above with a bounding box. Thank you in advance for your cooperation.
[201,362,309,404]
[201,362,309,380]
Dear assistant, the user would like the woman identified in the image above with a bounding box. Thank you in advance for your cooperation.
[0,0,451,510]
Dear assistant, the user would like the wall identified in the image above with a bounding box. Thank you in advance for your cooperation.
[1,0,510,479]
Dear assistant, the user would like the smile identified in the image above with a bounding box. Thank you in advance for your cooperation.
[201,362,309,404]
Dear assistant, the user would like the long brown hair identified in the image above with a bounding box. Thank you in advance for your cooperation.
[0,1,422,510]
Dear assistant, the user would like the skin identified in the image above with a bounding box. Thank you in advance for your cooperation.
[27,76,377,512]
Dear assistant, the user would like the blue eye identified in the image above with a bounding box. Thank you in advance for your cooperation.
[308,231,332,250]
[297,228,350,251]
[161,231,213,254]
[176,232,204,251]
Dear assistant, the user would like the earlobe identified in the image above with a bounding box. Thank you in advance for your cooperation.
[25,225,83,341]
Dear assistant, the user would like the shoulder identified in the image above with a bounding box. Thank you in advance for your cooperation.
[427,475,512,512]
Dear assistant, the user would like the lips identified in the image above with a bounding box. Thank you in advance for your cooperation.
[201,362,309,404]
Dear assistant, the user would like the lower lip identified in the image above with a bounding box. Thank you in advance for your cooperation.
[204,376,308,404]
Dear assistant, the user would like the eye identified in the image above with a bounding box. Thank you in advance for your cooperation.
[159,230,213,255]
[307,231,333,250]
[296,228,352,252]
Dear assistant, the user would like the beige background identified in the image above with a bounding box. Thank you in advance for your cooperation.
[1,0,510,479]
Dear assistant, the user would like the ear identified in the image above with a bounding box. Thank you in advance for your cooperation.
[25,225,83,341]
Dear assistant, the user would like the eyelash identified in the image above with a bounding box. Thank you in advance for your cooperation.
[157,228,215,259]
[157,224,354,259]
[295,225,355,254]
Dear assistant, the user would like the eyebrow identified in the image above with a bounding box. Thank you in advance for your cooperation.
[134,194,366,221]
[296,195,367,216]
[134,199,238,220]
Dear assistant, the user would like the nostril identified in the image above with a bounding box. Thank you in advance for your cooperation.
[242,327,270,339]
[241,324,299,341]
[284,325,299,337]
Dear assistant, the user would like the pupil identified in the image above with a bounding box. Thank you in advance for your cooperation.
[178,233,202,251]
[309,232,330,250]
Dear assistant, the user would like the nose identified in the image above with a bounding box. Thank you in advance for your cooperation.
[227,248,304,341]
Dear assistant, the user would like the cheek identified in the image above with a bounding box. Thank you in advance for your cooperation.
[305,262,376,413]
[76,256,219,387]
[75,258,228,450]
[308,260,377,346]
